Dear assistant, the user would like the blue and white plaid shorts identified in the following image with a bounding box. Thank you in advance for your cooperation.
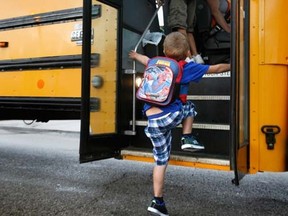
[144,101,197,165]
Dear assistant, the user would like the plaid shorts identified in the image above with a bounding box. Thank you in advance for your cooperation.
[144,101,197,165]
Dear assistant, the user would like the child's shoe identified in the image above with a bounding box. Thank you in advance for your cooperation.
[181,136,205,151]
[147,198,169,216]
[193,54,204,64]
[185,57,195,63]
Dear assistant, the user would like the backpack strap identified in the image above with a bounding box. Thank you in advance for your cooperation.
[176,60,187,83]
[176,60,187,104]
[224,0,231,23]
[210,0,231,33]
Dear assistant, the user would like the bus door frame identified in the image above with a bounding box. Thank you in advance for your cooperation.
[80,0,127,163]
[230,0,249,185]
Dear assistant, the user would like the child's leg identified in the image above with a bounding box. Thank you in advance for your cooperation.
[181,101,204,151]
[148,163,169,215]
[145,112,181,216]
[153,164,168,197]
[182,116,194,134]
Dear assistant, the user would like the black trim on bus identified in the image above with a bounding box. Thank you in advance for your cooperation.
[0,97,81,111]
[0,97,81,120]
[0,54,99,71]
[0,5,101,31]
[0,97,99,121]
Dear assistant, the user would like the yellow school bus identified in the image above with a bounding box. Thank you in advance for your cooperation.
[0,0,287,185]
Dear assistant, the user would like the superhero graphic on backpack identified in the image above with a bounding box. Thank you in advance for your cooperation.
[136,57,185,106]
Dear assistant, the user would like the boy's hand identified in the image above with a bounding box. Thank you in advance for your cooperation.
[207,63,230,74]
[128,50,150,66]
[129,50,138,60]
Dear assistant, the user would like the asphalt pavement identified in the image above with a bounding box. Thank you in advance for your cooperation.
[0,120,288,216]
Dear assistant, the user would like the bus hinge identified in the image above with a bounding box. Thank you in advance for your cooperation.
[261,125,281,150]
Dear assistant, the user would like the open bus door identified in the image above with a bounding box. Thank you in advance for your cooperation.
[80,0,126,163]
[230,0,249,185]
[79,0,163,163]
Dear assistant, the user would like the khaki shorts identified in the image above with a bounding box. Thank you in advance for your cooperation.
[168,0,196,32]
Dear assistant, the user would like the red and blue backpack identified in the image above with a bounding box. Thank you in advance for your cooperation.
[136,56,187,106]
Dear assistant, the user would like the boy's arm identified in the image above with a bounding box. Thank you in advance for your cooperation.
[129,50,150,66]
[207,63,231,74]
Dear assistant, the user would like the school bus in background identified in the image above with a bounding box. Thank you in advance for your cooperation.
[0,0,287,185]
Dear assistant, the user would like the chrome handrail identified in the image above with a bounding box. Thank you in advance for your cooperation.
[124,3,163,136]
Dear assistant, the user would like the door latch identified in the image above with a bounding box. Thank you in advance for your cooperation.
[261,125,281,150]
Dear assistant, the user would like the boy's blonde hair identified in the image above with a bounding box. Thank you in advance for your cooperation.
[163,32,190,61]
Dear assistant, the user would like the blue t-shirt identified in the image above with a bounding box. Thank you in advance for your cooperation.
[144,62,209,119]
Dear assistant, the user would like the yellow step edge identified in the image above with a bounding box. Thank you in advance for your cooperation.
[121,150,231,171]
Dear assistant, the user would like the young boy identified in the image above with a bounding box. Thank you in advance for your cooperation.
[129,31,230,216]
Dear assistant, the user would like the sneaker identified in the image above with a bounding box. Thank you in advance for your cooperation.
[193,54,204,64]
[185,57,195,63]
[181,136,205,151]
[147,199,169,216]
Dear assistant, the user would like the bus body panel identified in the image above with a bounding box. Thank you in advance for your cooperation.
[0,0,82,20]
[258,65,287,172]
[249,0,288,173]
[0,69,81,97]
[259,0,288,65]
[1,22,83,60]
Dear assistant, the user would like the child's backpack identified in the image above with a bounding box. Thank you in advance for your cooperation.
[136,56,186,106]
